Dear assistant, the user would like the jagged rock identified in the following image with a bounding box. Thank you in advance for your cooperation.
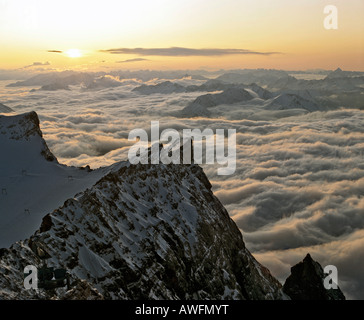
[283,253,345,300]
[0,162,287,300]
[0,110,287,300]
[39,214,53,233]
[0,111,57,162]
[325,67,344,79]
[61,280,104,300]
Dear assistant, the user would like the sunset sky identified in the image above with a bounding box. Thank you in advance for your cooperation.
[1,0,363,71]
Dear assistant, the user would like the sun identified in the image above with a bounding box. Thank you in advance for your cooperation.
[65,48,82,58]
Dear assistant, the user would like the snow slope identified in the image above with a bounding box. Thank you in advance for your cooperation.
[0,112,122,247]
[265,93,321,112]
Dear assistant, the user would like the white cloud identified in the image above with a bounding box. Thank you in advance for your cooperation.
[1,70,364,299]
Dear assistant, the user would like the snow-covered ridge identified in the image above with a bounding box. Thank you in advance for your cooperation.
[0,111,286,300]
[265,93,321,112]
[0,112,123,247]
[0,161,286,300]
[1,111,46,141]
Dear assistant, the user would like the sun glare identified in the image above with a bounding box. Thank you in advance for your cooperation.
[66,49,82,58]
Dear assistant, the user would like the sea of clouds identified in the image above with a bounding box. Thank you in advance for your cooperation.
[1,73,363,299]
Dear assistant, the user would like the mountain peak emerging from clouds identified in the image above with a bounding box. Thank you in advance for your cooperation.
[283,253,345,300]
[0,111,56,161]
[325,67,345,79]
[0,112,120,247]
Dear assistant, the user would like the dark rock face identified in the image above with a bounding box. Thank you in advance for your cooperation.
[61,280,104,300]
[283,254,345,300]
[23,112,58,162]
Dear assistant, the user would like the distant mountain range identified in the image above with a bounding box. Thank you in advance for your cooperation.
[5,68,364,112]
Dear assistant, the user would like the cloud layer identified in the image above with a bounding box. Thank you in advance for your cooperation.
[1,70,363,299]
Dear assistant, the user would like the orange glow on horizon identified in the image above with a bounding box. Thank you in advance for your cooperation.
[0,0,363,71]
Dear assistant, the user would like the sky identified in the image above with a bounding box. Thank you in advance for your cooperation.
[0,0,364,71]
[1,0,364,300]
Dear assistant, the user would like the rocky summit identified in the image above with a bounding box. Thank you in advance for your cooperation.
[283,253,345,300]
[0,158,287,299]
